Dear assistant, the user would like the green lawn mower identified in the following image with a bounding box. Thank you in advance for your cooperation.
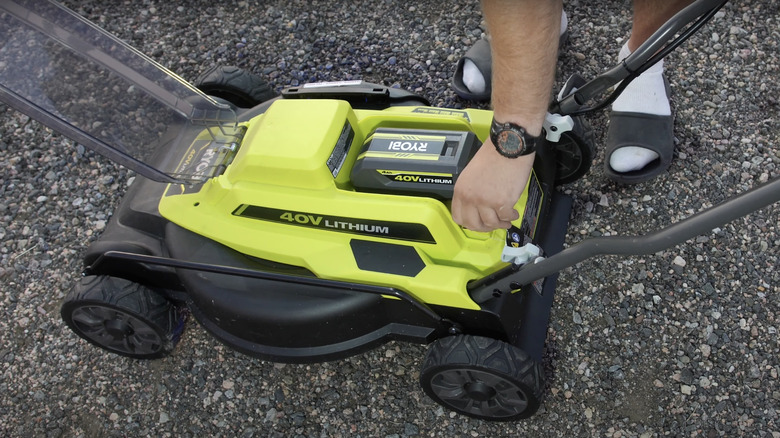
[2,0,776,421]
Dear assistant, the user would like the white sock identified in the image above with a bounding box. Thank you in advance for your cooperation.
[462,11,569,94]
[462,59,487,94]
[609,43,670,172]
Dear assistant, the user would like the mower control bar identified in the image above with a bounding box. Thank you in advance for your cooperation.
[470,176,780,303]
[88,251,445,324]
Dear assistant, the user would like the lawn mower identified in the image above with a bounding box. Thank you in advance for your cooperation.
[2,0,777,422]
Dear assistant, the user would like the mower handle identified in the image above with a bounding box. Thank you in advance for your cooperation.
[470,176,780,303]
[552,0,730,117]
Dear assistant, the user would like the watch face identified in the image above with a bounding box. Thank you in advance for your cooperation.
[496,130,526,156]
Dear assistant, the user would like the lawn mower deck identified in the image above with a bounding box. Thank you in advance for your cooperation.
[75,92,573,364]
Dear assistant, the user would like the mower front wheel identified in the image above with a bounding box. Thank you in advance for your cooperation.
[419,335,545,421]
[61,276,187,359]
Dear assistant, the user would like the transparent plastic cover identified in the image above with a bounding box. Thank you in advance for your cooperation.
[0,0,237,183]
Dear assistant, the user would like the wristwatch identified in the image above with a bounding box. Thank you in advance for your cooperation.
[489,117,541,158]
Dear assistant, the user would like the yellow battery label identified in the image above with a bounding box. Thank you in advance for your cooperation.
[376,170,454,185]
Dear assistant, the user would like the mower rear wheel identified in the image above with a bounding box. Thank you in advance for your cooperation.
[419,335,545,421]
[194,65,276,108]
[61,276,186,359]
[553,115,595,186]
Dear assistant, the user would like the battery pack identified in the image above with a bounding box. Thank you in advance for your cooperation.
[350,128,480,199]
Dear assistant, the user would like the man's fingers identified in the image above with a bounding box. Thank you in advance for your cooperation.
[480,206,515,230]
[463,206,512,232]
[497,205,520,222]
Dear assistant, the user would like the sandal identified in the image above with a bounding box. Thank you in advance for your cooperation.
[603,111,675,184]
[452,26,569,102]
[452,38,493,101]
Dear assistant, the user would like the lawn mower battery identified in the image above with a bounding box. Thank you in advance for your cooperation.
[351,128,480,199]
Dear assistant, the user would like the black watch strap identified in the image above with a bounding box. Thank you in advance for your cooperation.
[489,118,540,158]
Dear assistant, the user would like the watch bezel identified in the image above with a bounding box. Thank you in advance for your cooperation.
[489,118,539,158]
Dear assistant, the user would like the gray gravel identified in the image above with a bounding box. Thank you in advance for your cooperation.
[1,0,779,437]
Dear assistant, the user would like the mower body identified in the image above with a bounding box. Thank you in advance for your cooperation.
[0,0,573,364]
[87,94,568,362]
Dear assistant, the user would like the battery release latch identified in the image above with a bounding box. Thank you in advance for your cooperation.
[501,243,544,266]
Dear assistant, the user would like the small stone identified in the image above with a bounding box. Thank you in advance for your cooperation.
[681,385,693,395]
[673,256,686,267]
[222,380,235,390]
[680,368,694,385]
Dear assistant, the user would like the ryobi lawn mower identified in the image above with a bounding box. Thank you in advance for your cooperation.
[2,0,777,421]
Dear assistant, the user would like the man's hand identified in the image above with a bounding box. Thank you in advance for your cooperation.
[451,0,560,232]
[452,139,535,232]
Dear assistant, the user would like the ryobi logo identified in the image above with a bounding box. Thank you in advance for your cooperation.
[195,147,217,174]
[177,140,219,177]
[369,133,446,156]
[387,141,428,152]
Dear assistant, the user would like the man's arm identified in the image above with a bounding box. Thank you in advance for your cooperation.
[451,0,562,232]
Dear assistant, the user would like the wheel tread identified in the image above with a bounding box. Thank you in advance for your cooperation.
[420,335,545,420]
[195,65,276,107]
[61,276,186,359]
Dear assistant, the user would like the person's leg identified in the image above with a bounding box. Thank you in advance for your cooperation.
[608,0,693,175]
[628,0,695,51]
[460,11,568,97]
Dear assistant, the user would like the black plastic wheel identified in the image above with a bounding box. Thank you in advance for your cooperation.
[61,276,187,359]
[194,65,276,108]
[420,335,545,421]
[553,115,595,185]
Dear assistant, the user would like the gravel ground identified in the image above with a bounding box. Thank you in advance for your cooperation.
[1,0,779,437]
